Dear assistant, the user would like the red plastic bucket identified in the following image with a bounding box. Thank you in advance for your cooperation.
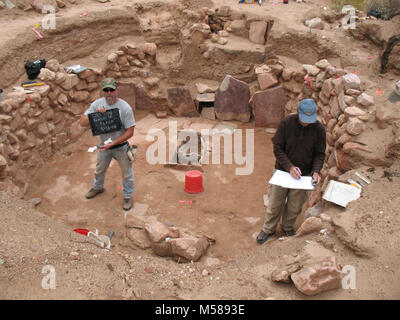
[184,170,203,193]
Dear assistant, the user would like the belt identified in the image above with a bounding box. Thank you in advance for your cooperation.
[109,142,128,150]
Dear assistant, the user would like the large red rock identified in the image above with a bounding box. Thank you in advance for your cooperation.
[144,220,179,243]
[251,85,288,127]
[291,256,342,296]
[169,236,209,262]
[249,21,267,44]
[257,73,278,90]
[167,87,199,117]
[214,75,251,122]
[295,217,323,237]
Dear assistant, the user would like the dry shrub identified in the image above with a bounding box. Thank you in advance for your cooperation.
[332,0,365,11]
[364,0,400,19]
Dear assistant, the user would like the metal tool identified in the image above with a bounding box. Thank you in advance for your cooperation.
[74,228,114,249]
[355,171,371,185]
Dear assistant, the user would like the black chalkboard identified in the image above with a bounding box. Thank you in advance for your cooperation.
[88,108,122,136]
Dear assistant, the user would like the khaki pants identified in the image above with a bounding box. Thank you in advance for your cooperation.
[262,183,308,234]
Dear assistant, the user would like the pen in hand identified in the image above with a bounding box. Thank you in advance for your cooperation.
[290,166,302,180]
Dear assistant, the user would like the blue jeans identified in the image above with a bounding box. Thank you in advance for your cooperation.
[92,144,134,199]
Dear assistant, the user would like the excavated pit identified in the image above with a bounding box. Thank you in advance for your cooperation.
[2,1,399,264]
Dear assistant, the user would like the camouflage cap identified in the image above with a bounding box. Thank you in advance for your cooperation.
[102,78,117,90]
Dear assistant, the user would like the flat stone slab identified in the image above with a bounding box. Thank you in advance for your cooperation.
[251,85,288,127]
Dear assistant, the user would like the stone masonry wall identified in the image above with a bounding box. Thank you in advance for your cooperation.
[250,55,390,206]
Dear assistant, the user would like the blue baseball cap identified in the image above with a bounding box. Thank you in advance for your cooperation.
[298,99,317,123]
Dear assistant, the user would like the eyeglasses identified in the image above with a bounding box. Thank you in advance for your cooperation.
[103,88,115,92]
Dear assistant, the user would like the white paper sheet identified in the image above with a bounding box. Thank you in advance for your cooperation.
[322,180,361,207]
[87,138,113,153]
[268,169,315,190]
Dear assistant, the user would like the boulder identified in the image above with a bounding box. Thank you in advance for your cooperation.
[305,17,324,29]
[271,263,302,283]
[107,53,118,63]
[291,256,342,296]
[329,95,341,119]
[343,95,356,106]
[344,106,366,118]
[295,217,323,237]
[214,75,251,122]
[346,118,365,136]
[331,77,344,96]
[229,19,247,37]
[322,79,333,97]
[69,90,90,102]
[144,220,179,243]
[58,93,68,106]
[302,64,320,76]
[169,236,209,262]
[60,74,79,90]
[315,59,330,69]
[6,90,26,104]
[283,79,303,93]
[257,73,278,90]
[127,229,152,249]
[167,87,199,117]
[346,89,361,96]
[45,59,60,72]
[151,240,172,257]
[342,73,361,91]
[357,93,374,106]
[36,84,51,97]
[143,42,157,56]
[249,21,267,45]
[251,85,288,127]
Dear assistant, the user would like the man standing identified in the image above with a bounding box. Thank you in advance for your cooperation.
[80,78,136,211]
[256,98,326,244]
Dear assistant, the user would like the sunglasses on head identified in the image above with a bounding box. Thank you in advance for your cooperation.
[103,88,115,92]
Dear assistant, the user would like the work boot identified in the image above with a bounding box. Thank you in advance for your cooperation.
[282,229,296,237]
[256,230,274,244]
[85,188,104,199]
[123,198,133,211]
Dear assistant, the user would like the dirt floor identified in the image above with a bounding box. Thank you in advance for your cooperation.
[1,0,400,301]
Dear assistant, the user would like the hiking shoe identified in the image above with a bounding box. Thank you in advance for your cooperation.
[256,230,274,244]
[123,198,133,211]
[85,188,104,199]
[282,229,296,237]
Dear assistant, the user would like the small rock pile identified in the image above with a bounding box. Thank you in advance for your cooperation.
[126,215,211,263]
[271,243,343,296]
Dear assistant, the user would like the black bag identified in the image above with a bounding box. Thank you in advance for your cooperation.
[24,59,46,80]
[367,10,382,19]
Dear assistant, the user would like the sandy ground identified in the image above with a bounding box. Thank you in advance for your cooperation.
[0,0,400,302]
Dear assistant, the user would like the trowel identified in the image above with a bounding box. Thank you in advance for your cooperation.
[74,228,114,249]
